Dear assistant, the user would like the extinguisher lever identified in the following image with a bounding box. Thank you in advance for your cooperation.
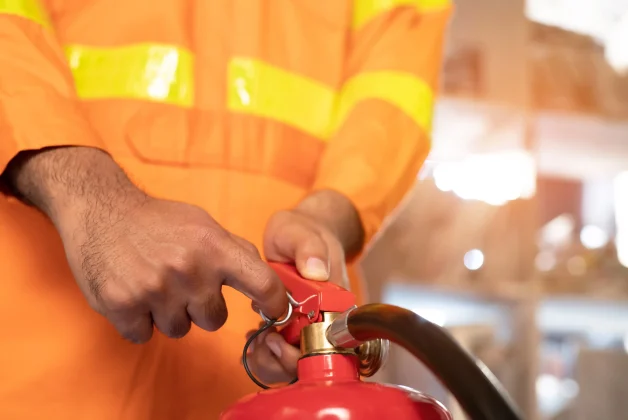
[268,262,357,346]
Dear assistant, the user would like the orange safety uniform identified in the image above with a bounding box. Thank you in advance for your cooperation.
[0,0,451,418]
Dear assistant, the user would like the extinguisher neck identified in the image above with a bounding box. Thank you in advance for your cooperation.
[297,353,360,383]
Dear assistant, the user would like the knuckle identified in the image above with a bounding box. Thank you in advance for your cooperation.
[305,231,327,249]
[99,286,136,313]
[217,238,259,276]
[139,272,168,300]
[163,247,197,276]
[196,226,228,250]
[240,239,259,256]
[264,211,294,238]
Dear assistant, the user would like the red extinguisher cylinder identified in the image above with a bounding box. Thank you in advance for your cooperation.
[220,353,451,420]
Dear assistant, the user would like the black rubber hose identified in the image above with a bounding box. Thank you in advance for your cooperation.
[346,303,524,420]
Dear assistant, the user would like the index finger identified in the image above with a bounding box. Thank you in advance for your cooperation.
[220,239,288,320]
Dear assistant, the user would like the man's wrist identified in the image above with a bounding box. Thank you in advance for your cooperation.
[295,189,365,258]
[3,146,145,226]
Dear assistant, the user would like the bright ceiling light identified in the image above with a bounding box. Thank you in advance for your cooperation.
[580,225,609,249]
[433,162,457,192]
[432,150,536,206]
[464,249,484,271]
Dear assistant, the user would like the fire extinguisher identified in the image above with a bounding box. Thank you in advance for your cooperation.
[220,263,523,420]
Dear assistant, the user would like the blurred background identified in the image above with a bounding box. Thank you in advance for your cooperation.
[360,0,628,419]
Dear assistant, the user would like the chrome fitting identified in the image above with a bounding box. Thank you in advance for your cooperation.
[326,306,362,348]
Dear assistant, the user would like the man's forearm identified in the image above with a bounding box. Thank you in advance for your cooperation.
[295,190,365,258]
[3,147,145,226]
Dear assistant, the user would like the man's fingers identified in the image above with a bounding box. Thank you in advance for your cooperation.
[220,239,287,320]
[265,217,330,281]
[264,332,300,375]
[247,333,299,384]
[186,291,229,332]
[151,302,192,339]
[109,311,154,344]
[248,354,292,384]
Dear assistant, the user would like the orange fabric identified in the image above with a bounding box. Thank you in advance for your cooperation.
[314,5,451,243]
[0,1,451,419]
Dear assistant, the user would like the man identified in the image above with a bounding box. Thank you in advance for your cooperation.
[0,0,450,418]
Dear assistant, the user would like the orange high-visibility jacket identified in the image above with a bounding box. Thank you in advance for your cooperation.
[0,0,451,418]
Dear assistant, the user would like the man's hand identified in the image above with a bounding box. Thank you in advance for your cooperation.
[246,190,365,384]
[4,147,287,343]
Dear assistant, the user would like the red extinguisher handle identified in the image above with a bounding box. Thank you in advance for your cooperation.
[268,262,356,346]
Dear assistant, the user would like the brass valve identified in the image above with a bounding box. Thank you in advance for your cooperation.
[300,311,389,377]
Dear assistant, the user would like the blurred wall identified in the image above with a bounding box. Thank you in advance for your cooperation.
[444,0,528,106]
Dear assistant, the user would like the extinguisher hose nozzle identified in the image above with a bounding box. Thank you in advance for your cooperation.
[331,303,524,420]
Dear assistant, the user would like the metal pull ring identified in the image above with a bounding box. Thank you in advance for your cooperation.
[244,292,299,389]
[259,294,293,327]
[258,294,294,326]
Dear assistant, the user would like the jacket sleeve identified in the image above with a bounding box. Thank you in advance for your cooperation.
[312,1,452,244]
[0,0,104,173]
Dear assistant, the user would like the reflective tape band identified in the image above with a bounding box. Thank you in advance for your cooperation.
[353,0,450,29]
[227,57,336,139]
[333,71,434,134]
[66,44,194,107]
[65,49,432,137]
[227,58,433,140]
[0,0,50,27]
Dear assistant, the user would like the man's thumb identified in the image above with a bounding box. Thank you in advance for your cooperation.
[291,232,330,281]
[299,256,330,281]
[265,219,330,281]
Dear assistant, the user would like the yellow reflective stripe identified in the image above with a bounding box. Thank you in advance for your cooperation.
[227,58,433,140]
[66,44,194,107]
[0,0,50,28]
[353,0,450,29]
[228,57,336,139]
[334,71,434,134]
